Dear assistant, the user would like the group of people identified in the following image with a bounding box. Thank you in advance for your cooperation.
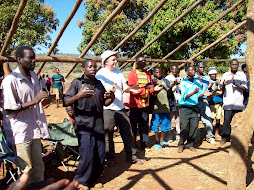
[0,45,249,190]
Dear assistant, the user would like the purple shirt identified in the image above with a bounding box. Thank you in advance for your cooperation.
[2,67,49,145]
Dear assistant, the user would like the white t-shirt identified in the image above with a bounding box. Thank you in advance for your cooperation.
[165,74,182,101]
[96,68,126,110]
[220,71,247,110]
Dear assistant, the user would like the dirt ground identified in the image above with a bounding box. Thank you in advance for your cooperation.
[43,100,254,190]
[1,92,254,189]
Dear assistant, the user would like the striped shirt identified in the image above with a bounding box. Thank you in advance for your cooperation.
[136,70,148,107]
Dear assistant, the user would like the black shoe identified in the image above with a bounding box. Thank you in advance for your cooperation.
[220,138,227,146]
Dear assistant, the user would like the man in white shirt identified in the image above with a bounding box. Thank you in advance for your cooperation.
[220,59,247,145]
[96,50,142,166]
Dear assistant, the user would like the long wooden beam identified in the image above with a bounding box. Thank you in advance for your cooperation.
[36,0,83,75]
[119,0,204,70]
[148,0,245,71]
[178,20,247,69]
[66,0,130,78]
[0,0,28,56]
[113,0,168,51]
[0,55,245,64]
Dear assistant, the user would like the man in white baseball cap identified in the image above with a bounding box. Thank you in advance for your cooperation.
[96,50,143,166]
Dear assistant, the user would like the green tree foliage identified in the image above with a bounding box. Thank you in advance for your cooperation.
[0,0,59,54]
[78,0,246,70]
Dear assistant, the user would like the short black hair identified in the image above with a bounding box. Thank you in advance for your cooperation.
[81,59,95,68]
[185,65,195,72]
[153,66,161,72]
[15,46,34,60]
[170,64,178,69]
[241,63,247,71]
[230,59,239,64]
[135,54,145,61]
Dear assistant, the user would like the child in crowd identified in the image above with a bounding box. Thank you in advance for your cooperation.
[150,67,171,149]
[63,105,75,126]
[165,64,182,141]
[207,67,223,139]
[46,74,51,95]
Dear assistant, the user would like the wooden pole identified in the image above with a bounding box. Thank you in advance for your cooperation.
[113,0,168,51]
[179,20,246,69]
[66,0,130,78]
[119,0,204,70]
[36,0,83,75]
[227,1,254,189]
[0,0,27,56]
[0,0,28,76]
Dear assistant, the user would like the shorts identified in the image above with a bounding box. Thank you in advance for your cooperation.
[55,88,63,100]
[210,104,224,125]
[150,113,171,132]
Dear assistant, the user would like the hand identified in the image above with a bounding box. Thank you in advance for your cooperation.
[145,83,153,89]
[76,85,95,99]
[194,87,200,94]
[104,89,115,99]
[208,81,213,89]
[215,80,220,86]
[154,85,163,92]
[111,83,117,92]
[128,85,140,93]
[35,91,48,104]
[232,75,236,85]
[223,79,227,86]
[203,90,212,97]
[199,75,202,82]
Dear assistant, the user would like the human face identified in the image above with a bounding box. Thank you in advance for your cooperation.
[209,74,217,80]
[197,64,205,75]
[82,60,97,78]
[105,55,117,71]
[230,60,239,73]
[56,68,60,74]
[186,66,195,77]
[18,49,35,71]
[136,57,146,69]
[171,66,179,76]
[243,67,249,78]
[153,68,162,79]
[66,107,75,118]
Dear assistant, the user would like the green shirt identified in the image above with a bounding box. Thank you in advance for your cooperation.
[52,74,64,89]
[151,78,170,113]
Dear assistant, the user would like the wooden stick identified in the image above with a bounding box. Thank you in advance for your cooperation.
[179,20,247,69]
[119,0,204,70]
[36,0,83,75]
[66,0,130,78]
[113,0,168,51]
[0,0,28,56]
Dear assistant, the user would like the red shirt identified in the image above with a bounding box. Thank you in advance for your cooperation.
[128,70,154,108]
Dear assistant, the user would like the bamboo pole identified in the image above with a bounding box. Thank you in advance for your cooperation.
[148,0,246,71]
[66,0,130,78]
[119,0,204,70]
[36,0,83,75]
[113,0,168,51]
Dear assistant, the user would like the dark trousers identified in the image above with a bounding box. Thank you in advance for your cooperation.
[129,107,149,149]
[74,134,105,187]
[103,109,137,162]
[221,110,241,140]
[46,84,51,93]
[178,106,199,148]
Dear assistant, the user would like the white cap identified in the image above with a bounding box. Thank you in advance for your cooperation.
[208,67,217,75]
[101,50,119,65]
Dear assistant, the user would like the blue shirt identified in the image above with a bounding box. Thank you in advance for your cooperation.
[194,73,211,99]
[178,77,203,106]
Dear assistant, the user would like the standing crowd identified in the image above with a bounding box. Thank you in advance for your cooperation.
[0,46,248,189]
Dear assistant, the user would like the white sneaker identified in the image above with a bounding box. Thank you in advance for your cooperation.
[207,138,216,145]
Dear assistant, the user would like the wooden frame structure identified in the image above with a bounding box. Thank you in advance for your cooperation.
[0,0,247,76]
[0,1,252,190]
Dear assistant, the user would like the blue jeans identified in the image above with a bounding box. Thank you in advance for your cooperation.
[197,99,214,139]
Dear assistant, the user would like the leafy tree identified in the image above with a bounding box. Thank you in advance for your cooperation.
[78,0,246,70]
[0,0,59,54]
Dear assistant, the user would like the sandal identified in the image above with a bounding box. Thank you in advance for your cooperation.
[161,141,170,147]
[154,144,162,150]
